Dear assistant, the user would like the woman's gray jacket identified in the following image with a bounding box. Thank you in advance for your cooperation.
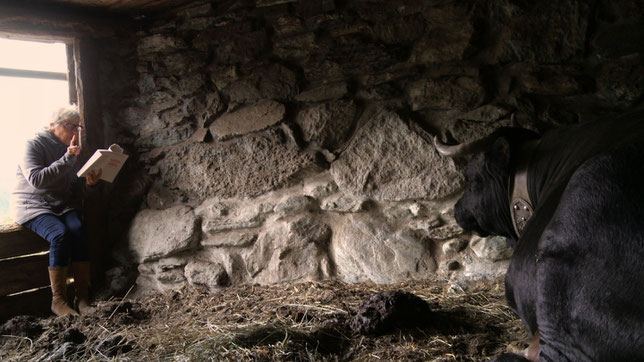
[10,131,84,225]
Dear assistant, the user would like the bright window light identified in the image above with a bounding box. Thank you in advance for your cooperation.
[0,38,68,72]
[0,38,70,223]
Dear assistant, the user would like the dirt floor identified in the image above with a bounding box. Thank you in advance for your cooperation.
[0,277,529,361]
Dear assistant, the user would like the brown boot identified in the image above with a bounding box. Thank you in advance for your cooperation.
[48,267,79,316]
[71,261,93,314]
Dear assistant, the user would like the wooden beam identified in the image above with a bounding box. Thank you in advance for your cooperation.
[0,0,134,39]
[74,37,106,288]
[66,43,78,104]
[56,0,200,12]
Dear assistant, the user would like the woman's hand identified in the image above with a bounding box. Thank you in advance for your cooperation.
[67,135,81,156]
[86,169,102,186]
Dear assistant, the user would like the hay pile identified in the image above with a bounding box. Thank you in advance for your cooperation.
[0,278,528,361]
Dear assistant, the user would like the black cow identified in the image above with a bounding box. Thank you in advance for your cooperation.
[435,110,644,361]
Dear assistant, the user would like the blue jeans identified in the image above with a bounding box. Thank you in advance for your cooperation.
[24,211,89,267]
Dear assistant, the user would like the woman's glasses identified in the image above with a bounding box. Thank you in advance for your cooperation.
[62,122,81,131]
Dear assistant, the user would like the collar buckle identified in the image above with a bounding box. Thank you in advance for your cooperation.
[511,198,534,235]
[509,139,540,238]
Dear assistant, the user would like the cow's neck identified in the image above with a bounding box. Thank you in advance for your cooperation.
[508,139,540,238]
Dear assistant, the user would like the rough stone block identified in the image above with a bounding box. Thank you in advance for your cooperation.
[135,124,196,150]
[597,57,644,104]
[210,100,286,141]
[442,238,468,257]
[470,236,512,261]
[410,23,473,63]
[295,100,357,150]
[247,217,332,284]
[274,33,318,60]
[407,76,485,111]
[305,179,339,198]
[407,218,442,232]
[215,30,269,64]
[154,128,320,201]
[195,198,271,235]
[271,15,305,36]
[461,105,512,123]
[274,195,317,216]
[330,106,463,201]
[185,260,230,289]
[222,63,298,103]
[150,51,206,76]
[138,35,187,57]
[330,214,435,284]
[126,206,200,263]
[201,231,258,247]
[489,1,590,63]
[373,14,425,45]
[320,195,366,213]
[295,82,348,102]
[427,224,463,241]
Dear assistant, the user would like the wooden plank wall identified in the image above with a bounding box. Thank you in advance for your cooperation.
[0,225,52,322]
[0,224,49,259]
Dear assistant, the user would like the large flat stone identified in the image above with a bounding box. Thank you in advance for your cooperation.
[209,100,286,141]
[195,198,273,236]
[330,214,435,284]
[330,106,463,201]
[246,216,332,284]
[154,128,320,202]
[126,206,200,263]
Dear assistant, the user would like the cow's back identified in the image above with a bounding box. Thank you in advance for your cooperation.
[533,139,644,360]
[528,109,644,207]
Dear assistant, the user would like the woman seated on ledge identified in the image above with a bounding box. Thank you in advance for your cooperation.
[10,107,101,316]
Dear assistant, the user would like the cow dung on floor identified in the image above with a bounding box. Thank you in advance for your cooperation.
[350,290,432,335]
[0,315,43,339]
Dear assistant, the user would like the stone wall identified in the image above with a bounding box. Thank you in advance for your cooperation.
[95,0,644,294]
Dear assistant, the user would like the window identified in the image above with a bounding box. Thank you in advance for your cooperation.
[0,38,70,224]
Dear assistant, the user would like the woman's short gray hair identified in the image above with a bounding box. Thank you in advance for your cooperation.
[52,107,80,125]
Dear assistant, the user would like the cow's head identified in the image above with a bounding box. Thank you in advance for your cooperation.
[454,138,513,239]
[435,128,540,245]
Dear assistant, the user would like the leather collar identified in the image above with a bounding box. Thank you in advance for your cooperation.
[509,139,540,238]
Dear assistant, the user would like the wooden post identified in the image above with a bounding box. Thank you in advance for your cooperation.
[74,37,107,289]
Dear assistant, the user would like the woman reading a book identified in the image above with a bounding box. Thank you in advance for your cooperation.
[10,107,102,316]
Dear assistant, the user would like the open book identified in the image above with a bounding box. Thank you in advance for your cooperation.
[77,144,129,183]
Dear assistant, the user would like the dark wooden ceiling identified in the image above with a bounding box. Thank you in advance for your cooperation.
[0,0,204,16]
[44,0,202,13]
[0,0,208,38]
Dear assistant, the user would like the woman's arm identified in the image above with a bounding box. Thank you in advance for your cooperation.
[21,140,77,189]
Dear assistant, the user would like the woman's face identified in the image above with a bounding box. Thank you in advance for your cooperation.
[50,119,80,146]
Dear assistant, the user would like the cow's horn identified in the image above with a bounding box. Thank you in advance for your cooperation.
[433,135,496,157]
[433,136,463,156]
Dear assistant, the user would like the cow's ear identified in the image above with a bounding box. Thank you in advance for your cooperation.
[491,137,511,165]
